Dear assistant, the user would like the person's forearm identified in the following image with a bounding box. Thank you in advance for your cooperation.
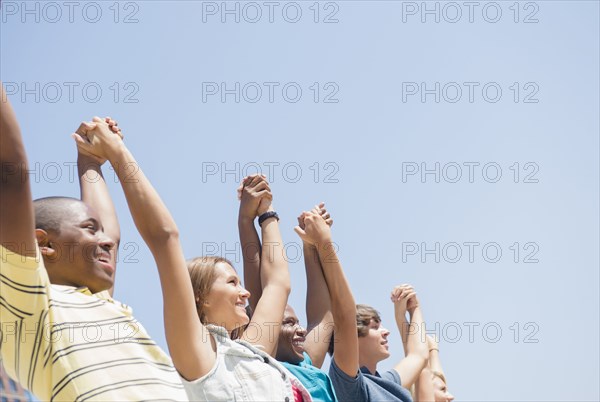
[0,86,35,255]
[406,307,429,361]
[239,215,262,311]
[415,367,435,402]
[428,349,444,375]
[78,156,120,245]
[305,243,334,367]
[315,241,359,376]
[395,307,409,356]
[259,217,290,292]
[316,244,356,334]
[306,243,333,329]
[106,144,178,246]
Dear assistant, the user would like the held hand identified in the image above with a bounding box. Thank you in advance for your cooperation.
[294,211,332,247]
[406,288,420,314]
[72,116,124,163]
[390,284,416,316]
[238,174,272,220]
[312,202,333,227]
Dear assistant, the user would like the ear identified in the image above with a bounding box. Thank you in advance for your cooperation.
[35,229,57,258]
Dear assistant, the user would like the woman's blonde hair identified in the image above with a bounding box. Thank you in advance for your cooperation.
[186,256,234,324]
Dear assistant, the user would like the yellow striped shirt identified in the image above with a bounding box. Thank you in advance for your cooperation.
[0,245,188,401]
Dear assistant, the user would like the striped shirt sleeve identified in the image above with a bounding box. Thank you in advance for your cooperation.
[0,244,51,394]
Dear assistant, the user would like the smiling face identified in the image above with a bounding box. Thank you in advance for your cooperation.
[276,305,307,364]
[38,200,116,294]
[202,262,250,332]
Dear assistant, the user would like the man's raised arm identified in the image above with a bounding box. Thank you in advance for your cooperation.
[0,84,35,256]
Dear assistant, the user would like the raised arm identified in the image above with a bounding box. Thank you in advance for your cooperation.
[240,179,290,356]
[73,117,121,296]
[414,335,443,402]
[302,203,334,368]
[391,284,413,356]
[414,366,436,402]
[295,210,359,377]
[426,335,444,376]
[392,286,429,389]
[0,84,35,256]
[73,117,214,380]
[238,175,271,312]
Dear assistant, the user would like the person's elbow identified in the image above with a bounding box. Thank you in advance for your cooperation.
[145,224,180,246]
[410,351,429,372]
[263,280,291,297]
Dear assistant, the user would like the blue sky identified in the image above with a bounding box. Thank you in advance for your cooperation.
[2,1,599,400]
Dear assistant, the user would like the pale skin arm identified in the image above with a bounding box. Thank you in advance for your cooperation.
[414,336,443,402]
[74,117,121,297]
[392,287,429,389]
[239,178,290,356]
[392,284,414,355]
[238,175,271,313]
[415,367,435,402]
[427,335,445,376]
[295,211,359,377]
[74,118,215,380]
[0,84,36,256]
[302,203,334,369]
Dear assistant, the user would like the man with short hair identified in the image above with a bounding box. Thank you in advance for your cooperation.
[0,85,188,401]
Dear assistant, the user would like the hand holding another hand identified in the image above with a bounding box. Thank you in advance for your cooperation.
[238,174,273,221]
[294,208,332,247]
[72,116,123,164]
[391,284,419,315]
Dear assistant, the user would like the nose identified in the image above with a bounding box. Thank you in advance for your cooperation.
[296,325,307,337]
[447,392,454,401]
[381,326,390,338]
[99,232,116,251]
[239,286,251,299]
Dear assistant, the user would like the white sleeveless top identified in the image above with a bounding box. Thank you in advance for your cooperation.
[181,325,312,401]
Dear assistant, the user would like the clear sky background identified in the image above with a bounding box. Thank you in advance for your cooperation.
[2,1,599,400]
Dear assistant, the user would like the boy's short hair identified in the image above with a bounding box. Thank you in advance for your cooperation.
[356,304,381,337]
[34,196,82,233]
[329,304,382,355]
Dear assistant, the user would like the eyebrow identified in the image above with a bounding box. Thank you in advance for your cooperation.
[82,218,99,226]
[83,218,105,231]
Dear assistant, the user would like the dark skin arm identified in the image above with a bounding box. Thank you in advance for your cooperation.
[0,84,36,256]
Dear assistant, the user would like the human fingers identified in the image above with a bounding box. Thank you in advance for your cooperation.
[75,121,96,136]
[253,180,271,193]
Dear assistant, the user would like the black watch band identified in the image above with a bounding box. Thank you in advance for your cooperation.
[258,211,279,226]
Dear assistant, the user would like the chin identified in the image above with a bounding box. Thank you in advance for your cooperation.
[236,313,250,327]
[88,279,114,294]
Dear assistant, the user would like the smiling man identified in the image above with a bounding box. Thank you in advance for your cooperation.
[0,85,187,401]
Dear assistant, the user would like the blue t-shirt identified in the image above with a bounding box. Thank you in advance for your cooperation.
[328,358,413,402]
[282,352,338,402]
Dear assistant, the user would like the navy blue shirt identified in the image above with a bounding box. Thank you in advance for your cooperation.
[328,358,413,402]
